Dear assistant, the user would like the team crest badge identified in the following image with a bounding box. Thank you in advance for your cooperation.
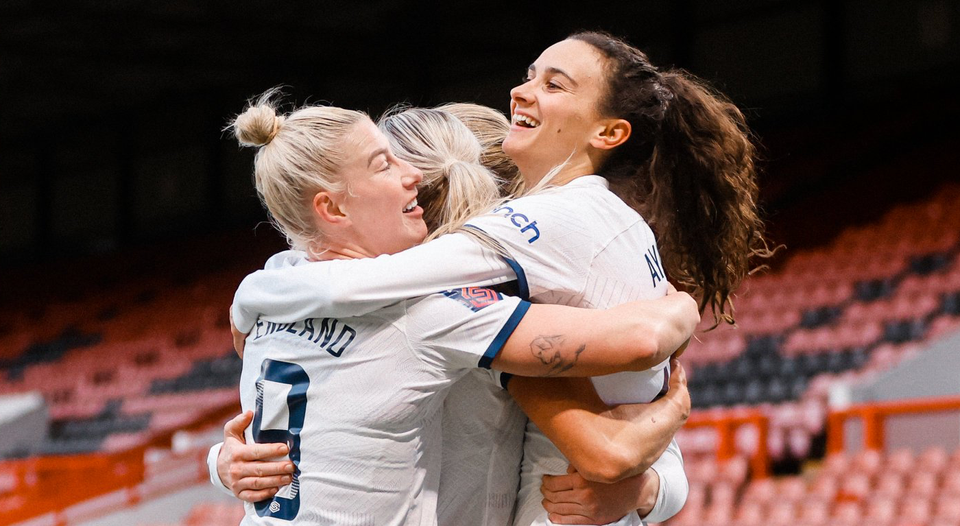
[441,287,503,311]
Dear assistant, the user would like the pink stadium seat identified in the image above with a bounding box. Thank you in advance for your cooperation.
[833,501,864,522]
[733,501,764,525]
[787,427,812,458]
[742,478,776,504]
[907,471,941,500]
[900,499,933,524]
[928,314,960,341]
[778,476,808,503]
[853,449,884,477]
[710,480,738,509]
[865,497,898,524]
[809,472,839,500]
[767,500,795,525]
[921,447,950,474]
[943,471,960,497]
[935,498,960,523]
[839,472,873,501]
[875,472,906,498]
[822,452,852,476]
[797,498,831,524]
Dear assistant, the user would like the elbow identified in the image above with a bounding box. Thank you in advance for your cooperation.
[629,324,667,371]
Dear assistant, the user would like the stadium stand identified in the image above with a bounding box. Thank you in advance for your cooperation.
[684,182,960,463]
[652,445,960,526]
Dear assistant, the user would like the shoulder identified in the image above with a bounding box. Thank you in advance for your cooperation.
[406,287,510,317]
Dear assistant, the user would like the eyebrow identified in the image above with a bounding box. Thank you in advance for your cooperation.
[527,64,579,88]
[367,147,388,168]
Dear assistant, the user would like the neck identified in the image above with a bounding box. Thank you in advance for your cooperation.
[520,154,598,189]
[307,241,371,262]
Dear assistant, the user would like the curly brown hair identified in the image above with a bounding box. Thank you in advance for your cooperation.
[570,31,776,326]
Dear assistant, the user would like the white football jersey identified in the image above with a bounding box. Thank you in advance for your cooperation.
[461,177,676,526]
[231,176,686,525]
[236,279,529,526]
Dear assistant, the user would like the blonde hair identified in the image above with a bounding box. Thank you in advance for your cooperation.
[436,103,524,197]
[230,88,366,257]
[378,107,504,240]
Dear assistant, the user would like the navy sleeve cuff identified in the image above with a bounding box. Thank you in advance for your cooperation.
[478,300,531,369]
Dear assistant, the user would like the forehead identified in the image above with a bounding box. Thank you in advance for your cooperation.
[533,39,607,84]
[342,117,387,156]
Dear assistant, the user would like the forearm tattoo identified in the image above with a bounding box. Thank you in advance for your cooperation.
[530,335,586,376]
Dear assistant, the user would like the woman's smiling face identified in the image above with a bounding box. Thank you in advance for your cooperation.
[334,118,427,257]
[502,39,610,186]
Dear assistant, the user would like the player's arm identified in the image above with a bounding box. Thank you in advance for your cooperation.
[539,441,688,525]
[232,232,515,333]
[507,358,690,484]
[492,290,698,378]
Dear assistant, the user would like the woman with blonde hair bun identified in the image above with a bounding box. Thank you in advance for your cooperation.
[211,91,698,526]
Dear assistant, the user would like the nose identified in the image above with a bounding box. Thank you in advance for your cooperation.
[400,159,423,188]
[510,79,534,108]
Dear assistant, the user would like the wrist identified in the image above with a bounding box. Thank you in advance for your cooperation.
[636,468,661,517]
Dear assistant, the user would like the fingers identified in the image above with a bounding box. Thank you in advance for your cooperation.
[669,358,687,387]
[230,306,247,358]
[230,459,295,479]
[238,442,291,462]
[541,473,579,492]
[541,487,581,506]
[542,500,588,515]
[233,473,293,496]
[223,411,254,441]
[237,487,280,503]
[547,513,595,525]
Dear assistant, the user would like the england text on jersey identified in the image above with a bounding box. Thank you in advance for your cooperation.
[253,318,357,357]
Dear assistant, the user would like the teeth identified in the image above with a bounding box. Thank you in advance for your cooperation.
[513,114,540,128]
[403,198,417,212]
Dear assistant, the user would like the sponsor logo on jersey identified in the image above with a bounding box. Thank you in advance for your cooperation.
[442,287,503,312]
[492,204,540,244]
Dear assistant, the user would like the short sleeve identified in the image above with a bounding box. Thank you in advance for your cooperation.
[464,195,596,302]
[404,288,530,372]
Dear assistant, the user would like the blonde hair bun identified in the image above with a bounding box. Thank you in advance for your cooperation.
[234,103,283,147]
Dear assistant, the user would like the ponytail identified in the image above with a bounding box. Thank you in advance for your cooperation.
[378,108,504,240]
[570,31,776,325]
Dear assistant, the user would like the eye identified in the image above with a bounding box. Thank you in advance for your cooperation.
[546,81,562,90]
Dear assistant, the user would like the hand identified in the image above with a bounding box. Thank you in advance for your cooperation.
[665,357,691,422]
[217,411,294,502]
[541,466,660,524]
[230,307,247,358]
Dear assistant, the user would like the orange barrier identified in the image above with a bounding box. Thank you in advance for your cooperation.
[0,402,240,526]
[827,395,960,454]
[685,408,770,478]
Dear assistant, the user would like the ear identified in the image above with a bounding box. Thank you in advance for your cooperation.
[312,191,348,226]
[589,118,631,151]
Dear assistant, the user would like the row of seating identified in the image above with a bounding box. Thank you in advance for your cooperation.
[658,447,960,526]
[0,236,265,458]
